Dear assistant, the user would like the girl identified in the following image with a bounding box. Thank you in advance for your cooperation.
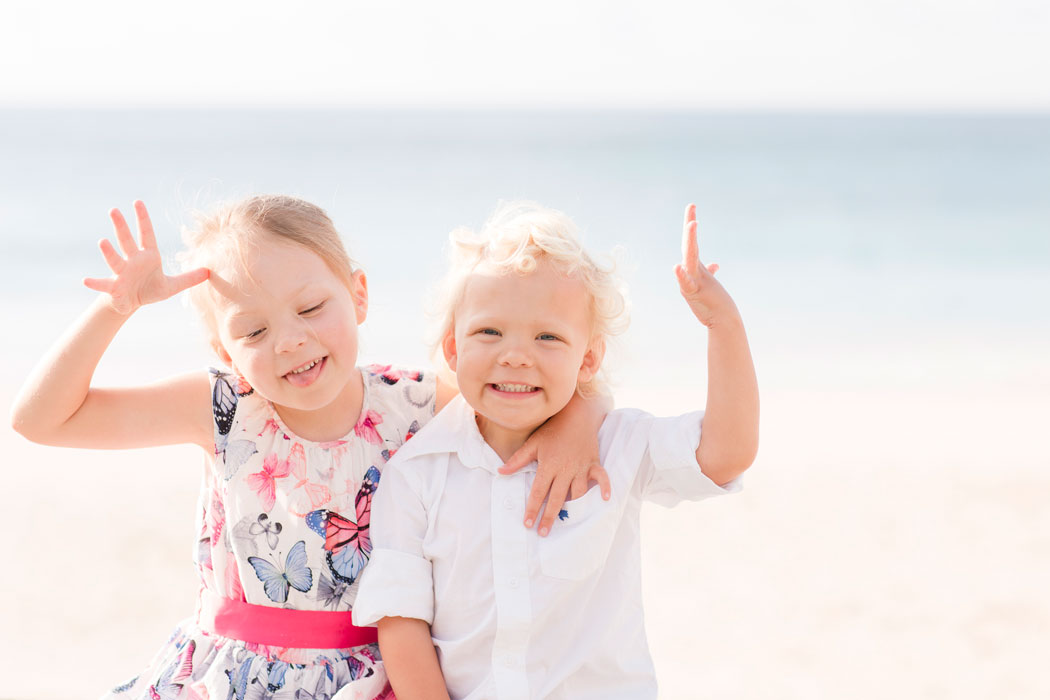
[352,201,760,699]
[10,196,608,700]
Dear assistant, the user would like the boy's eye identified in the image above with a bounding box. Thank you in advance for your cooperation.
[478,328,501,336]
[300,301,326,315]
[537,333,560,341]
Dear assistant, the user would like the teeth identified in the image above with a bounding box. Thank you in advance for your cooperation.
[494,383,536,393]
[290,359,319,375]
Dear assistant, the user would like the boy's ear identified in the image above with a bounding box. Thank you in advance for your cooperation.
[578,338,605,383]
[352,270,369,324]
[441,328,458,372]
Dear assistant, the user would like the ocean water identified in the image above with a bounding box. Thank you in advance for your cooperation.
[2,110,1047,394]
[2,111,1049,699]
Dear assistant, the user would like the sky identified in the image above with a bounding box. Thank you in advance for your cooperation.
[2,0,1049,109]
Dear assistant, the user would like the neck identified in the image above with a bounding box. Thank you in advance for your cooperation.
[274,368,364,442]
[474,413,542,463]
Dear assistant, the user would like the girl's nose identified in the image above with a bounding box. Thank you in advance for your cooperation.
[274,320,309,354]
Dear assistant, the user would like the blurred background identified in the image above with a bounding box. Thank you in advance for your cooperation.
[2,1,1048,698]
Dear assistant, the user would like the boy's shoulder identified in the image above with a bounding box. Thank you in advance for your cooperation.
[383,394,473,469]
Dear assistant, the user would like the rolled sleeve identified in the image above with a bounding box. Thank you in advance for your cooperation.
[352,455,438,627]
[353,549,435,626]
[643,410,742,507]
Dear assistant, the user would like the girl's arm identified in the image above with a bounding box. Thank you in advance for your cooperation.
[377,616,451,700]
[675,204,759,485]
[10,202,212,451]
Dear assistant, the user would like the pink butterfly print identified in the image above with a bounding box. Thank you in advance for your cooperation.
[305,466,380,585]
[286,442,332,517]
[354,409,384,444]
[369,364,423,385]
[225,558,246,602]
[259,418,280,437]
[149,639,195,700]
[245,453,292,512]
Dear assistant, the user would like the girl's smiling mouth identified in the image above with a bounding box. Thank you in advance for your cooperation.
[284,356,327,387]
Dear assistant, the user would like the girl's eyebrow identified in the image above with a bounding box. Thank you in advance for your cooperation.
[226,284,323,320]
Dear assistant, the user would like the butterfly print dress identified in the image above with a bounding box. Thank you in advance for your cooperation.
[104,364,435,700]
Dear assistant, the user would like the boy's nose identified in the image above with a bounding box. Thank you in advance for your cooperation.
[499,345,533,368]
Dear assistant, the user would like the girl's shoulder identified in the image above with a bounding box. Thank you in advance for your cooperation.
[360,364,435,408]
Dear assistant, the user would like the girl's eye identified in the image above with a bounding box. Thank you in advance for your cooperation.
[245,328,266,340]
[537,333,560,341]
[300,301,326,315]
[479,328,501,336]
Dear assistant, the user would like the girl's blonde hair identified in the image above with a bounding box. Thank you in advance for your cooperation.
[435,201,629,396]
[178,195,358,353]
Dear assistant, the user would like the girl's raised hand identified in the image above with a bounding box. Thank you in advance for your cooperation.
[674,203,739,328]
[83,201,209,315]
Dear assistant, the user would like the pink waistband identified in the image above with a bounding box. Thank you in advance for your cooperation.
[197,589,378,649]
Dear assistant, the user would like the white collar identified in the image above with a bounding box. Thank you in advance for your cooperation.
[394,395,537,475]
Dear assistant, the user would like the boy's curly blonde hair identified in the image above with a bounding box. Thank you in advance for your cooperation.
[177,195,358,355]
[434,201,629,397]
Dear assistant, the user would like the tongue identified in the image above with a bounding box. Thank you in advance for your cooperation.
[286,359,322,387]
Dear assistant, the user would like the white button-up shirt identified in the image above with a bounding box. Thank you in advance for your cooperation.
[353,396,739,700]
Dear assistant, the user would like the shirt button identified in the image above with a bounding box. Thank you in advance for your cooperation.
[504,655,516,668]
[503,497,514,510]
[509,577,519,588]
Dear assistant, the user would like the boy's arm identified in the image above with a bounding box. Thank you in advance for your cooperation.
[378,616,451,700]
[675,204,759,485]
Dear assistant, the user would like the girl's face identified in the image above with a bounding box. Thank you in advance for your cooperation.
[208,237,368,433]
[443,260,600,458]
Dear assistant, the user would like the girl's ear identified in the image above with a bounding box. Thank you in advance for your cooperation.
[212,339,234,369]
[577,338,605,383]
[442,328,458,372]
[352,270,369,324]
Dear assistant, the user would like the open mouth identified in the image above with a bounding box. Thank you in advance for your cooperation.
[489,382,540,395]
[284,356,327,387]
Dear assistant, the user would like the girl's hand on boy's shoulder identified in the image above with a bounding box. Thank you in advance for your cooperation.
[674,203,742,329]
[83,201,209,315]
[500,393,612,536]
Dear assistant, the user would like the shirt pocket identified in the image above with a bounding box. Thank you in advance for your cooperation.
[537,486,618,581]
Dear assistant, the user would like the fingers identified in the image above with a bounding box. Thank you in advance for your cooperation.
[536,476,572,537]
[589,462,612,500]
[681,204,702,275]
[168,267,210,293]
[569,474,588,501]
[98,238,125,273]
[522,471,553,529]
[499,442,536,475]
[109,207,138,257]
[83,276,114,293]
[134,200,158,250]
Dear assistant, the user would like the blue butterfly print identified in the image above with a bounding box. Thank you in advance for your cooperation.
[211,371,258,480]
[558,508,569,521]
[225,657,254,700]
[265,661,289,692]
[248,540,313,603]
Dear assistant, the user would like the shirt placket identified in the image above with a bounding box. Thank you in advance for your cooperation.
[489,471,532,699]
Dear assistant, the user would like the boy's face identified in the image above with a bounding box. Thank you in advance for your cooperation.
[443,260,600,455]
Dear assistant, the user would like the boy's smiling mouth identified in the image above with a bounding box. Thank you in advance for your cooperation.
[489,383,539,394]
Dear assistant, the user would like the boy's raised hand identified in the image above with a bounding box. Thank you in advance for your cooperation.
[674,203,740,328]
[83,201,208,315]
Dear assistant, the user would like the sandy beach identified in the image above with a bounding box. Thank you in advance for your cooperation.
[3,335,1047,698]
